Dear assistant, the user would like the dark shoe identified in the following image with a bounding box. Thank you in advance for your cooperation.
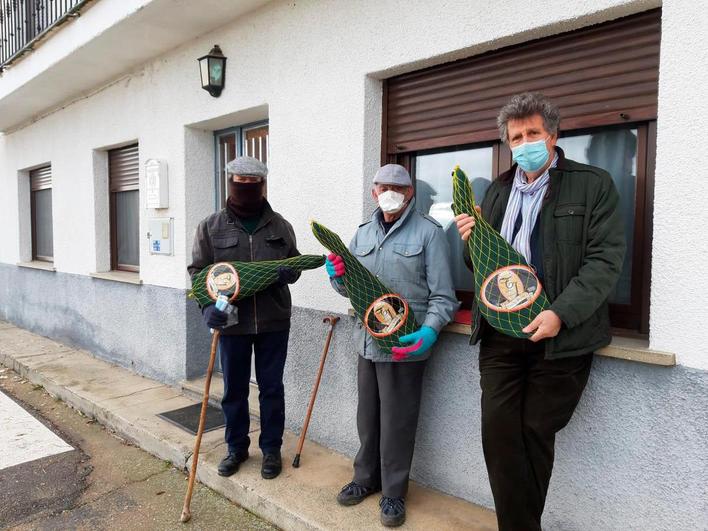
[379,496,405,527]
[217,450,248,477]
[336,481,379,506]
[261,451,282,479]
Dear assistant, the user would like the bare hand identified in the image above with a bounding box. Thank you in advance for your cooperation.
[455,207,481,241]
[523,310,562,342]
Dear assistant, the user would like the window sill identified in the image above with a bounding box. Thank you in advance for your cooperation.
[90,271,142,285]
[16,261,56,272]
[345,309,676,367]
[440,323,676,366]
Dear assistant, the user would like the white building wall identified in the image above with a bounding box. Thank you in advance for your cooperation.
[650,0,708,368]
[2,2,708,529]
[10,0,700,357]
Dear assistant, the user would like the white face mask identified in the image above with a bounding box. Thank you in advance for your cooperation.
[377,190,406,213]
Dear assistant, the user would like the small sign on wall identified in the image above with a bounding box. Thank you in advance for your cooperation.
[145,159,168,208]
[148,218,173,255]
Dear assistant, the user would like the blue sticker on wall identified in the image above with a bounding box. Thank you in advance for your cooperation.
[152,240,161,252]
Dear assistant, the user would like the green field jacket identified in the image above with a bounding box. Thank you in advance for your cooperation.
[469,147,626,359]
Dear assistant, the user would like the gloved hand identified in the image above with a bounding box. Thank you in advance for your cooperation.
[277,266,299,285]
[325,253,346,280]
[391,326,438,360]
[203,304,228,329]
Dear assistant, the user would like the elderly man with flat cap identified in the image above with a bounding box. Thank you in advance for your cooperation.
[326,164,458,527]
[188,156,300,480]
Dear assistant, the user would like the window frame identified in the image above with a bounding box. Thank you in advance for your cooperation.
[108,144,140,273]
[213,120,269,211]
[29,165,53,263]
[30,189,53,263]
[394,120,654,337]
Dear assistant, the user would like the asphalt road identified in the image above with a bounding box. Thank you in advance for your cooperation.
[0,367,276,531]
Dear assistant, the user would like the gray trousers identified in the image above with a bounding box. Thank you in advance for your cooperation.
[352,356,427,498]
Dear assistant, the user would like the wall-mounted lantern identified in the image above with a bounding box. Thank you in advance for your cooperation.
[198,45,226,97]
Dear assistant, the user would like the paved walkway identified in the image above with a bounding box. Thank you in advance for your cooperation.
[0,367,273,530]
[0,320,497,530]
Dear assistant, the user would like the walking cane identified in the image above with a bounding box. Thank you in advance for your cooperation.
[292,315,339,468]
[180,328,220,523]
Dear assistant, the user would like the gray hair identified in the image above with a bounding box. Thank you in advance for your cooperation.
[497,92,560,143]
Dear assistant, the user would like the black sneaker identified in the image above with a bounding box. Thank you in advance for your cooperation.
[379,496,405,527]
[261,451,282,479]
[217,450,249,477]
[336,481,379,506]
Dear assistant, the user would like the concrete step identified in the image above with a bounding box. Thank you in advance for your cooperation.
[0,321,497,530]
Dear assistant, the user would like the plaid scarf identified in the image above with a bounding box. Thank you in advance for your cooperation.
[499,153,558,263]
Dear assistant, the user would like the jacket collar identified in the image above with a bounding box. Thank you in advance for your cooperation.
[224,199,276,232]
[372,198,417,240]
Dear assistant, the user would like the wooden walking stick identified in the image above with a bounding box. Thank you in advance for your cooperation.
[292,315,340,468]
[180,329,220,523]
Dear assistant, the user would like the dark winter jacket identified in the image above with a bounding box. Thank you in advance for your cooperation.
[468,147,626,359]
[188,200,300,335]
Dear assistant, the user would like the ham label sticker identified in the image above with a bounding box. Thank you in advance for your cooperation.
[480,265,542,313]
[206,262,241,302]
[364,294,410,338]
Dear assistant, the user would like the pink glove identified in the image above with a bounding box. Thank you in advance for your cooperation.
[325,253,346,278]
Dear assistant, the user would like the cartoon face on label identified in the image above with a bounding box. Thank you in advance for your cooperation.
[480,265,541,313]
[364,294,409,338]
[206,263,240,302]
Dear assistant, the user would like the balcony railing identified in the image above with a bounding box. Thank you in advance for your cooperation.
[0,0,89,69]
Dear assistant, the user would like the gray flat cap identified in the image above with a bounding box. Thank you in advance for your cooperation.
[226,156,268,179]
[373,164,412,186]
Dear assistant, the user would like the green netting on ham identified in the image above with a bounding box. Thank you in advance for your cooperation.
[190,255,326,306]
[451,165,549,338]
[311,220,418,355]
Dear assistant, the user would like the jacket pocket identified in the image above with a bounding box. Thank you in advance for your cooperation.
[354,244,375,256]
[391,243,424,282]
[353,243,376,270]
[554,204,586,243]
[264,234,288,260]
[212,233,240,262]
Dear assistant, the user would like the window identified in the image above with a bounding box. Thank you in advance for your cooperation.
[215,123,269,209]
[109,144,140,272]
[30,165,53,262]
[385,9,660,335]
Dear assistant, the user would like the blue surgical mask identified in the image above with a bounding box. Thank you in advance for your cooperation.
[511,138,550,173]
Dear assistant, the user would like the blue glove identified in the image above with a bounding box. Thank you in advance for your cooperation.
[203,304,227,329]
[277,266,299,285]
[392,326,438,358]
[325,254,345,280]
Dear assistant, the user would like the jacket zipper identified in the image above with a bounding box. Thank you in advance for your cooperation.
[249,234,258,334]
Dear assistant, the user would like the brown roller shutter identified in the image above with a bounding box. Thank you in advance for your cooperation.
[30,165,52,191]
[109,144,139,191]
[384,9,661,155]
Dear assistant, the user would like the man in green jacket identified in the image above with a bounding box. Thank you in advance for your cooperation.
[455,92,625,531]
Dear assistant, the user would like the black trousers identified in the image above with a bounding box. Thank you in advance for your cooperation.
[219,329,289,454]
[353,356,427,499]
[479,328,593,531]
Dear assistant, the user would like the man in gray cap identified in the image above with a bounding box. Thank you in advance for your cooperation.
[325,164,458,527]
[188,156,300,480]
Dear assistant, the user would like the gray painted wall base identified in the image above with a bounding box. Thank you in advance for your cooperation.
[285,306,707,531]
[0,264,206,384]
[2,264,706,530]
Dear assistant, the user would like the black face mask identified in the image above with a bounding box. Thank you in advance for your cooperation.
[227,181,265,219]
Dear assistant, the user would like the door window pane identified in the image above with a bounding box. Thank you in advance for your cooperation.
[415,147,494,291]
[217,132,238,209]
[115,190,140,267]
[557,128,637,304]
[33,189,53,260]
